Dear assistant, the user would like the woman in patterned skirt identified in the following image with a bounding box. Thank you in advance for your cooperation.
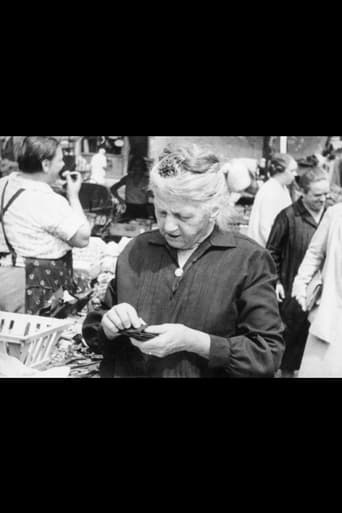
[0,136,91,315]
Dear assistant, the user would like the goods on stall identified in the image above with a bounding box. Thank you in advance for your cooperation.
[76,155,90,173]
[93,272,115,304]
[73,237,107,280]
[47,314,103,378]
[73,237,130,281]
[0,351,70,378]
[109,219,157,240]
[0,311,72,369]
[78,182,116,237]
[38,287,94,319]
[90,238,132,305]
[102,239,132,270]
[0,350,70,377]
[73,237,132,308]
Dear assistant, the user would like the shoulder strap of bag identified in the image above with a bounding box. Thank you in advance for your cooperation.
[0,180,25,266]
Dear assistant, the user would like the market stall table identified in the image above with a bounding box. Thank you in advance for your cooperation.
[46,310,103,378]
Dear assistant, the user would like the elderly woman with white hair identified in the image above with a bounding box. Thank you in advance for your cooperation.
[83,145,284,378]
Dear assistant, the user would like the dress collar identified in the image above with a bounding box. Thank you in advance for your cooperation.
[295,197,326,226]
[148,226,237,249]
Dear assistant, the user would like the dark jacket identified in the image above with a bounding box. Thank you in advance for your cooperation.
[83,228,284,378]
[267,198,324,296]
[266,198,325,370]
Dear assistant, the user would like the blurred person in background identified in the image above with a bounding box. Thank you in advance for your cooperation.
[111,136,153,221]
[267,167,330,377]
[292,201,342,377]
[221,158,261,206]
[90,146,107,185]
[248,153,298,247]
[111,155,153,221]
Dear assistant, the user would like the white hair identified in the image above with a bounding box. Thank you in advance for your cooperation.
[150,144,236,230]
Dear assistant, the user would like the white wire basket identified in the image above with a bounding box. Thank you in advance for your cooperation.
[0,312,72,369]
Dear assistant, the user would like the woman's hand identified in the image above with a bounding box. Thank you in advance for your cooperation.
[102,303,145,340]
[65,171,83,198]
[294,294,307,312]
[292,282,307,312]
[276,283,285,303]
[130,324,211,359]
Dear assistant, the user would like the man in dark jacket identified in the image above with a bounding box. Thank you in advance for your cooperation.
[267,167,330,377]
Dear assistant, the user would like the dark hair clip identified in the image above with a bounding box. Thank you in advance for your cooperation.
[157,154,187,178]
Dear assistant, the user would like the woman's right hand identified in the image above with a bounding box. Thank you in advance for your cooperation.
[294,294,307,312]
[101,303,145,340]
[292,280,307,312]
[65,171,83,197]
[276,283,285,303]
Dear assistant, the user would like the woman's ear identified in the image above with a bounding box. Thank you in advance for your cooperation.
[41,159,50,174]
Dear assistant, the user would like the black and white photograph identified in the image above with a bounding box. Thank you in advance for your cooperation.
[0,135,340,379]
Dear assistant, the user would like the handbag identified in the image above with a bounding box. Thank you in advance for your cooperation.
[306,270,323,311]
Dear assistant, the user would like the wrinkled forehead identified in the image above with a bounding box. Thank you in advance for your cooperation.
[154,192,201,214]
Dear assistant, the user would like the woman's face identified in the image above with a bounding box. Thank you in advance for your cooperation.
[154,193,216,250]
[43,146,65,183]
[283,160,298,186]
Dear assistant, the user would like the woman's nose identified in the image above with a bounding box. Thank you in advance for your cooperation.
[163,215,178,233]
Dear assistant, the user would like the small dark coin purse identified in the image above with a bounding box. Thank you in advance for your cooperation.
[120,326,157,342]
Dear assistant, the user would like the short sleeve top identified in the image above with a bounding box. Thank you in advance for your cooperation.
[0,173,85,265]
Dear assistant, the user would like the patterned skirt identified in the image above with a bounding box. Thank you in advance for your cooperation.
[25,251,75,315]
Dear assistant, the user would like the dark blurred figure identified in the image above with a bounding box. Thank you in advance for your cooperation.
[111,136,154,221]
[82,136,98,153]
[267,167,330,377]
[111,155,153,220]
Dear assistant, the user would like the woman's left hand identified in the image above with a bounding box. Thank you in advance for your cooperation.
[130,324,211,359]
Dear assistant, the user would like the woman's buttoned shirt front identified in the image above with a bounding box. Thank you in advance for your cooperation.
[83,228,284,377]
